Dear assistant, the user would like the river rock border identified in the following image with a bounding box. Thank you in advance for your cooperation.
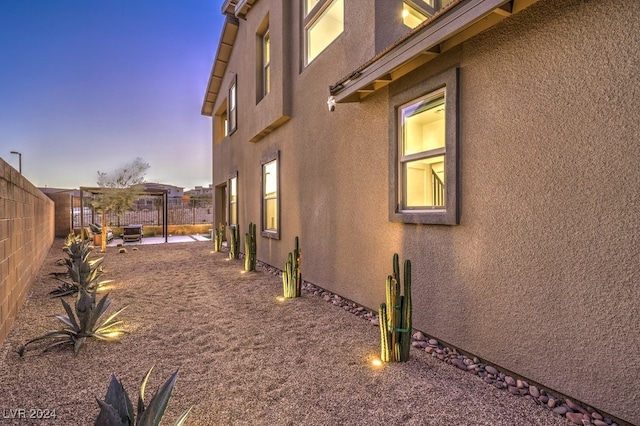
[251,259,623,426]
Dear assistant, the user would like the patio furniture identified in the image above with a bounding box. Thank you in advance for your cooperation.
[122,225,143,243]
[89,223,113,243]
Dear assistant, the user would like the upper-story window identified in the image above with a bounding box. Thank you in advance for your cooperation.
[402,1,441,29]
[263,31,271,95]
[228,76,237,135]
[304,0,344,65]
[257,14,271,103]
[261,29,271,99]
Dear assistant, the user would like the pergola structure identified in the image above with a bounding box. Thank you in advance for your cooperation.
[78,186,169,243]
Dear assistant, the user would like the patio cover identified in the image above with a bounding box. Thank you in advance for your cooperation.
[78,186,169,243]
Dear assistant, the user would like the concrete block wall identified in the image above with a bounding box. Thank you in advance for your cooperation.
[0,158,54,347]
[45,191,73,237]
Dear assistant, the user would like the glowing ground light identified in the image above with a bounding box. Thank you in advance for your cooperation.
[370,358,383,368]
[276,296,286,302]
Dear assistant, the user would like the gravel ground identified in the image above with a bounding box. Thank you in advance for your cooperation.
[0,239,572,425]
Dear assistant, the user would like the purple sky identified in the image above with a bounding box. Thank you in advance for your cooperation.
[0,0,224,190]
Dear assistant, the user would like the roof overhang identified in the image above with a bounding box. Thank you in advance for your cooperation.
[234,0,257,19]
[79,186,168,196]
[201,15,240,116]
[330,0,539,103]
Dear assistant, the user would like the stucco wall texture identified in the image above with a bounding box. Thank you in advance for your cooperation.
[0,158,54,347]
[211,0,638,422]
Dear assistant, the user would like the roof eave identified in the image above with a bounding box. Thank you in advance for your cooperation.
[201,15,240,116]
[331,0,539,103]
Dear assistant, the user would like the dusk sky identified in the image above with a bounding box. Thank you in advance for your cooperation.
[0,0,224,190]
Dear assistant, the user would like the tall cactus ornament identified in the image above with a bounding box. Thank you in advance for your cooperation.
[229,224,239,260]
[214,223,225,252]
[244,222,257,271]
[379,253,412,362]
[282,236,302,298]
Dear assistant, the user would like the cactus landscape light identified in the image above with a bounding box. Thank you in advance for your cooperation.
[379,253,412,363]
[282,236,302,298]
[244,222,257,271]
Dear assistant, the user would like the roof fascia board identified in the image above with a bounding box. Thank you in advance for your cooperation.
[234,0,257,19]
[333,0,509,103]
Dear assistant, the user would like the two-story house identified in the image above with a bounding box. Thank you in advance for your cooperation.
[202,1,639,423]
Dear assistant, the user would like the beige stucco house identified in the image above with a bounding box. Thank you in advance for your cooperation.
[202,0,639,423]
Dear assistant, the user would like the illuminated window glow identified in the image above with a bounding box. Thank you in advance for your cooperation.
[228,78,237,134]
[229,175,237,226]
[305,0,344,65]
[262,154,279,236]
[400,90,446,209]
[262,30,271,97]
[402,3,428,29]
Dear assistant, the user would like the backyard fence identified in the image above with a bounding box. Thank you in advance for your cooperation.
[71,196,213,228]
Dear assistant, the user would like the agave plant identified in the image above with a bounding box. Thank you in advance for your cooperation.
[95,367,191,426]
[50,239,111,297]
[16,287,127,356]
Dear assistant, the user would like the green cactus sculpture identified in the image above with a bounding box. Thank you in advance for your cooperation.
[244,222,256,271]
[282,236,302,298]
[379,253,412,362]
[214,223,225,252]
[229,224,239,260]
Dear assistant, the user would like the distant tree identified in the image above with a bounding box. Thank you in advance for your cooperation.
[91,157,150,252]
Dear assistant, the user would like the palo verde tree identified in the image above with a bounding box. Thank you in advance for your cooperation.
[92,157,150,252]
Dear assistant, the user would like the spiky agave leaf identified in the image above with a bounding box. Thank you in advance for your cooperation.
[95,399,129,426]
[59,297,80,330]
[137,370,181,426]
[98,373,134,425]
[137,367,154,420]
[14,330,75,356]
[49,277,78,297]
[93,308,128,341]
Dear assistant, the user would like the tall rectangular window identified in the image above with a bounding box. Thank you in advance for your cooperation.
[228,77,237,134]
[228,174,237,226]
[400,90,446,208]
[261,152,279,238]
[257,14,270,103]
[390,67,458,225]
[304,0,344,65]
[262,30,271,96]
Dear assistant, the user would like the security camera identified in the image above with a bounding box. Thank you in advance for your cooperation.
[327,96,336,112]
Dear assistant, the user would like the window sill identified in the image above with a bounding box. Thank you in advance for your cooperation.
[261,230,280,239]
[390,208,458,225]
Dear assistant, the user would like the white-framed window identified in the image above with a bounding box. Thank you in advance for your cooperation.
[390,67,458,225]
[400,90,446,208]
[304,0,344,65]
[228,76,237,134]
[261,151,279,238]
[228,173,237,226]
